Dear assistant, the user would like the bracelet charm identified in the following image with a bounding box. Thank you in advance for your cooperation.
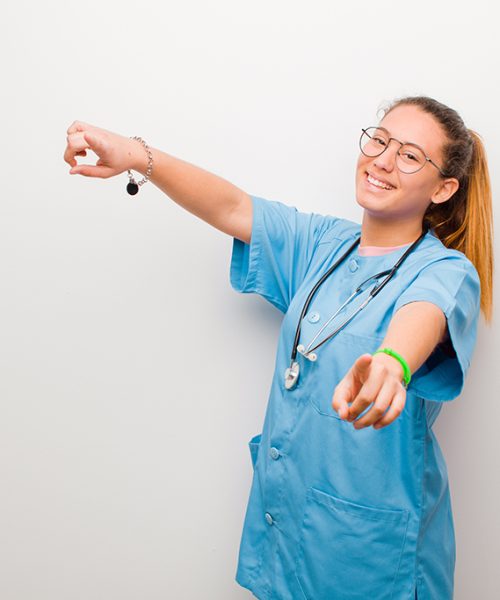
[126,136,153,195]
[126,177,139,195]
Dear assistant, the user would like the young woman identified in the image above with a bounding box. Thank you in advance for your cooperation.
[64,95,493,600]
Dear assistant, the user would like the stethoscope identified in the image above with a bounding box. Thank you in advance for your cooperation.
[284,225,430,390]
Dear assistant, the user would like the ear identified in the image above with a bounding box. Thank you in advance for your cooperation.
[430,177,460,205]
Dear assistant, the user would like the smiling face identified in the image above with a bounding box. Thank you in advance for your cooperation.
[355,104,457,227]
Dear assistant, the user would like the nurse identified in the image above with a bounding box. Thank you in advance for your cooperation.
[64,95,493,599]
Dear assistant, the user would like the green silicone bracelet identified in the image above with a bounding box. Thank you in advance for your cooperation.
[372,348,412,388]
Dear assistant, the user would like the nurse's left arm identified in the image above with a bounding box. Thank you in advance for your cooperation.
[332,301,447,429]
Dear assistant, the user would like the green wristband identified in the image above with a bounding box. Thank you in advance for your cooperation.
[372,348,411,388]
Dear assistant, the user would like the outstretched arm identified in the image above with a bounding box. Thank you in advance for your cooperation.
[131,144,253,243]
[65,121,253,243]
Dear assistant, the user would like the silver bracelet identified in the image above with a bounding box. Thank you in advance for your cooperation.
[126,136,153,195]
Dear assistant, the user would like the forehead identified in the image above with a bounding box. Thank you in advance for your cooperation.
[378,104,446,157]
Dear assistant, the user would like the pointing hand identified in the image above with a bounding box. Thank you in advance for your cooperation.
[332,353,407,430]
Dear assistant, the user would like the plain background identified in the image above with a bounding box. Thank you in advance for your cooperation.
[1,1,498,598]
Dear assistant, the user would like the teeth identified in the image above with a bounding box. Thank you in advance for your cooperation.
[367,173,395,190]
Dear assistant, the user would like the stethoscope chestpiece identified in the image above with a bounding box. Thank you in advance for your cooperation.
[284,361,300,390]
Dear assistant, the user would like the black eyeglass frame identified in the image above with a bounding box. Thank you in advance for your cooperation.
[359,126,448,177]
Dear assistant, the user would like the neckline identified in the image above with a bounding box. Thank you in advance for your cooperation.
[353,227,435,258]
[357,242,412,258]
[358,242,411,249]
[355,242,412,258]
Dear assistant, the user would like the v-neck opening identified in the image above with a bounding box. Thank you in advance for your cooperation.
[355,242,412,258]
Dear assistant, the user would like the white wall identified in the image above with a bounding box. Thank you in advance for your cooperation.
[1,1,498,598]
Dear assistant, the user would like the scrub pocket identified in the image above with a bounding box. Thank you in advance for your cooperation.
[294,487,409,600]
[248,433,262,469]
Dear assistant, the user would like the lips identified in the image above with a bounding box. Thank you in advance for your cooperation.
[365,171,396,190]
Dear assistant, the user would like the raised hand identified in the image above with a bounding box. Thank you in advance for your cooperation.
[64,120,140,179]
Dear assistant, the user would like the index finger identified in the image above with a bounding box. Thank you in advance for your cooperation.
[66,120,92,135]
[63,131,89,167]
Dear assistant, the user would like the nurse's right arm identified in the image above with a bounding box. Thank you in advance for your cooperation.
[64,120,253,244]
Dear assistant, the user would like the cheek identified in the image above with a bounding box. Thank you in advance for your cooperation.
[356,156,370,181]
[357,154,369,169]
[400,174,432,199]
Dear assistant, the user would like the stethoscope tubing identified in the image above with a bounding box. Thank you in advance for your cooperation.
[290,225,430,363]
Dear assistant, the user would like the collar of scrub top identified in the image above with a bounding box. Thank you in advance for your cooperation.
[284,224,430,390]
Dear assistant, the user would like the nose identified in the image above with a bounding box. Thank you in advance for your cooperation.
[372,139,399,172]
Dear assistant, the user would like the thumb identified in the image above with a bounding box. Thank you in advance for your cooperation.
[69,163,114,178]
[352,353,373,383]
[332,379,352,420]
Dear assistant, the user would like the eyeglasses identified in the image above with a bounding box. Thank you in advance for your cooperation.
[359,126,448,176]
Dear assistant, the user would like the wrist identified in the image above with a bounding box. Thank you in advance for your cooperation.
[128,137,150,174]
[124,136,154,196]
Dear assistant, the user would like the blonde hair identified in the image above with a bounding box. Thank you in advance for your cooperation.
[381,96,494,323]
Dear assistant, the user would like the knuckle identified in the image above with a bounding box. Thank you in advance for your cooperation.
[371,360,385,373]
[67,120,79,134]
[381,365,392,378]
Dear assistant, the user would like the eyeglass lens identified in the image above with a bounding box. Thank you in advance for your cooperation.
[360,127,426,173]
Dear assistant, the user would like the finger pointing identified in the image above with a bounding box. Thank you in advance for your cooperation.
[332,378,353,420]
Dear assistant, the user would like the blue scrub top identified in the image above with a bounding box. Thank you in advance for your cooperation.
[229,195,480,600]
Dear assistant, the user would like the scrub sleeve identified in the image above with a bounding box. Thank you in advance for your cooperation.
[392,256,481,403]
[230,195,342,314]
